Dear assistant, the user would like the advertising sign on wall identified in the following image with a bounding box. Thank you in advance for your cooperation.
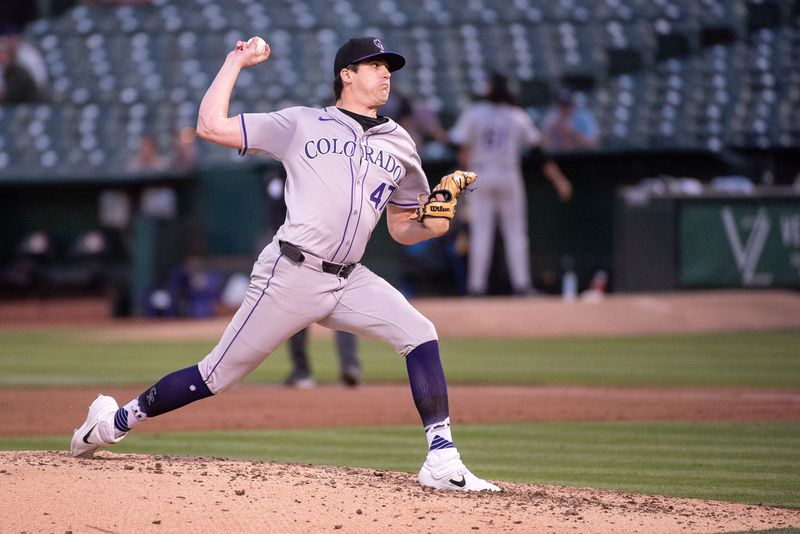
[680,202,800,287]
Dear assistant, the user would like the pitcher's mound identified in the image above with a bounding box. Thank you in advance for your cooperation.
[3,451,798,533]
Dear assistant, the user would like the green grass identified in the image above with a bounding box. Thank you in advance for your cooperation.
[0,329,798,387]
[2,327,798,509]
[4,421,799,509]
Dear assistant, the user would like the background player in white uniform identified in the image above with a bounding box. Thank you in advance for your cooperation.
[70,35,499,492]
[450,72,573,296]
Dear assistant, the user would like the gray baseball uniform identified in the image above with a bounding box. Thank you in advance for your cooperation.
[197,106,436,393]
[71,36,501,491]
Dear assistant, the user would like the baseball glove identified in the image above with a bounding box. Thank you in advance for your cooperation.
[415,170,477,222]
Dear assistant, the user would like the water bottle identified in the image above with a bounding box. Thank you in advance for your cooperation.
[561,255,577,302]
[562,270,577,302]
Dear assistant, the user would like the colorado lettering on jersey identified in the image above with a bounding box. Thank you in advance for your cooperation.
[303,137,358,158]
[304,137,402,181]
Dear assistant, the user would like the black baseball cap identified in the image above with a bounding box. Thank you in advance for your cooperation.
[334,36,406,75]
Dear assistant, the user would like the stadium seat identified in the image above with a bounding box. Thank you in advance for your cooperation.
[520,78,554,108]
[0,0,797,180]
[746,0,783,33]
[595,72,648,150]
[655,31,692,60]
[607,47,644,75]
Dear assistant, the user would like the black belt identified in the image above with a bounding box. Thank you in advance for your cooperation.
[279,241,356,279]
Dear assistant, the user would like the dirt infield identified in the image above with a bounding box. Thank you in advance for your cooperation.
[2,290,799,532]
[2,384,800,437]
[3,289,800,338]
[3,451,799,534]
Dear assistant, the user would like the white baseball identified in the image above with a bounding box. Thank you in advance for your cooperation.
[247,36,267,55]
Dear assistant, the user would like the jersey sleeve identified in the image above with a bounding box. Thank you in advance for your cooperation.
[448,108,476,146]
[238,107,301,160]
[518,109,542,148]
[388,149,429,209]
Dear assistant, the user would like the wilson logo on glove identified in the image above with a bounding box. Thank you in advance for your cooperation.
[416,170,477,222]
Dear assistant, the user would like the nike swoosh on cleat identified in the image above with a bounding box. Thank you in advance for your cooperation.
[82,423,97,444]
[449,476,466,488]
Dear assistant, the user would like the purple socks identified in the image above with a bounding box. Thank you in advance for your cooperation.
[112,365,214,434]
[113,344,453,448]
[406,340,450,427]
[136,365,213,417]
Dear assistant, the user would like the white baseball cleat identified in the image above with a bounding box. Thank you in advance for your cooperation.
[418,449,501,492]
[70,394,127,458]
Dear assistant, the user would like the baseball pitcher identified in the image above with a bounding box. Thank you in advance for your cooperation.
[71,35,499,492]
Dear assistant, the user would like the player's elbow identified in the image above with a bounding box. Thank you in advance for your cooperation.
[195,115,241,149]
[195,115,216,141]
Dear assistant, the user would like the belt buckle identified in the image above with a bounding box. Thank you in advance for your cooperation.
[335,263,347,278]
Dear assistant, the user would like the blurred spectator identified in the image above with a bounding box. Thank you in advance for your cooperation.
[127,134,168,173]
[382,92,449,158]
[151,257,225,318]
[542,88,599,151]
[449,72,572,296]
[175,126,199,173]
[0,33,42,103]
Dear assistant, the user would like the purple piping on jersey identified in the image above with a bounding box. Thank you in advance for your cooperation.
[371,123,398,135]
[388,200,419,208]
[204,252,284,382]
[238,114,249,156]
[319,107,359,136]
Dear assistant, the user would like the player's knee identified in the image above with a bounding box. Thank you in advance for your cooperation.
[422,317,437,341]
[415,315,437,343]
[197,343,269,394]
[196,353,227,395]
[399,317,437,355]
